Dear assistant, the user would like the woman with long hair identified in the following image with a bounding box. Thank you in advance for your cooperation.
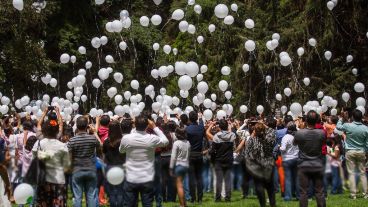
[244,122,276,207]
[33,118,70,207]
[170,127,191,207]
[103,120,129,207]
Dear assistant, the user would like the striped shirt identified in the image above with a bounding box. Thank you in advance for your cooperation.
[67,132,100,173]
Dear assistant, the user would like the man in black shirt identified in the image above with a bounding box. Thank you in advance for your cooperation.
[294,111,326,207]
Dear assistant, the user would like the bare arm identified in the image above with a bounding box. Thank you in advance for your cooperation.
[37,108,48,131]
[206,122,215,141]
[55,107,63,133]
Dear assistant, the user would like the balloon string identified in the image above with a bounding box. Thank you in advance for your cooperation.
[97,48,101,69]
[160,19,171,31]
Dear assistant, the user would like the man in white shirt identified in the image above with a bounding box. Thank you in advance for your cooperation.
[119,115,168,207]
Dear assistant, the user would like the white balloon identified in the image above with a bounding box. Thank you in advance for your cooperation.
[151,69,159,79]
[180,90,189,98]
[327,1,335,10]
[151,15,162,26]
[188,0,195,6]
[256,105,264,114]
[218,80,228,92]
[266,41,274,51]
[76,75,86,87]
[221,66,231,75]
[244,19,255,29]
[81,95,87,102]
[265,75,272,84]
[346,55,353,63]
[324,51,332,60]
[271,39,279,49]
[281,106,288,114]
[172,9,185,21]
[124,91,132,100]
[341,92,350,103]
[178,75,193,91]
[91,37,101,49]
[105,55,114,63]
[303,77,310,86]
[330,108,337,116]
[13,0,24,11]
[78,69,86,76]
[107,87,117,98]
[224,15,234,25]
[244,40,256,52]
[14,183,34,204]
[211,94,217,101]
[130,80,139,90]
[214,4,229,19]
[208,24,216,33]
[297,47,305,57]
[85,61,92,69]
[284,88,292,97]
[60,53,70,64]
[92,79,102,88]
[216,110,226,119]
[194,4,202,14]
[200,65,208,73]
[173,48,178,55]
[275,94,282,101]
[224,91,232,100]
[163,45,171,54]
[78,46,86,55]
[231,3,238,12]
[280,55,292,66]
[187,24,196,34]
[153,0,162,6]
[308,38,317,47]
[240,105,248,113]
[119,41,127,51]
[203,109,213,120]
[140,16,150,27]
[185,61,199,77]
[242,64,250,73]
[106,167,125,185]
[95,0,105,5]
[352,68,358,76]
[98,68,109,80]
[290,103,302,117]
[49,78,57,88]
[113,72,123,83]
[196,74,203,82]
[317,91,324,99]
[197,81,208,94]
[272,33,280,40]
[178,21,189,32]
[356,97,366,107]
[114,95,123,105]
[153,43,160,51]
[197,36,204,44]
[100,36,108,45]
[354,82,365,93]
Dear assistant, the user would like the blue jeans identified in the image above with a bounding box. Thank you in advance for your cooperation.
[202,159,212,192]
[104,166,125,207]
[331,166,342,194]
[72,170,97,207]
[283,159,299,201]
[232,163,243,190]
[123,181,154,207]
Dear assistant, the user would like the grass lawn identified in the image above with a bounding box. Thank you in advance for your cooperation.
[59,190,367,207]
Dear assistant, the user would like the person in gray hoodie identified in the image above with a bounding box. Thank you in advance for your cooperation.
[206,119,236,202]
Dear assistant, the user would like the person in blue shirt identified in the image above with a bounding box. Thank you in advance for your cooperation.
[336,109,368,199]
[185,111,205,204]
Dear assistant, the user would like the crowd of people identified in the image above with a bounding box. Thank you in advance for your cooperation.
[0,106,367,207]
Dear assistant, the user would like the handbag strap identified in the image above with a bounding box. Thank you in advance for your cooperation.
[37,139,42,151]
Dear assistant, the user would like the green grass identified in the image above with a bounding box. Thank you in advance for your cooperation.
[60,191,367,207]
